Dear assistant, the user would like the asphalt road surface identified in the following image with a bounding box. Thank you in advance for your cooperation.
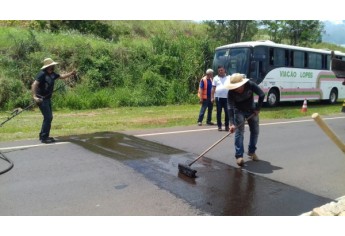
[1,114,345,215]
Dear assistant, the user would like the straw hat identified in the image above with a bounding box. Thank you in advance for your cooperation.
[41,58,59,69]
[225,73,249,90]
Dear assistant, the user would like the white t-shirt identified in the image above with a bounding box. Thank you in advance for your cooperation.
[212,75,229,98]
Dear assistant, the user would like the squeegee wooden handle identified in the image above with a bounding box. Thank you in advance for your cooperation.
[312,113,345,154]
[189,132,230,166]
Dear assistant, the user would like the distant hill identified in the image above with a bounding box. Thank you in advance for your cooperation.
[322,21,345,47]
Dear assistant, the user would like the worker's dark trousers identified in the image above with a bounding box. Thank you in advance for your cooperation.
[197,98,213,123]
[234,111,259,158]
[38,99,53,140]
[215,97,229,129]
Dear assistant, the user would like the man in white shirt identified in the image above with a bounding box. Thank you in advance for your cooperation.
[211,65,230,131]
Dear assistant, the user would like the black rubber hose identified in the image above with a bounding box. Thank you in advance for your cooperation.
[0,151,14,175]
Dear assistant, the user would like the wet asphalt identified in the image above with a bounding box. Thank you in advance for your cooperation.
[60,132,332,215]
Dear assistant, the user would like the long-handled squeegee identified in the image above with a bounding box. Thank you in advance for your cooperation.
[178,113,255,178]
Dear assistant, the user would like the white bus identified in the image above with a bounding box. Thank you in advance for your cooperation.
[212,40,345,106]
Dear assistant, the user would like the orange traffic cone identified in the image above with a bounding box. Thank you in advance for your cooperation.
[301,99,308,113]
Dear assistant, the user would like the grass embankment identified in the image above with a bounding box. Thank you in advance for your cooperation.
[0,102,343,142]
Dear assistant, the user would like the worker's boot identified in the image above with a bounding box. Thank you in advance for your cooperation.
[248,153,259,161]
[236,157,244,166]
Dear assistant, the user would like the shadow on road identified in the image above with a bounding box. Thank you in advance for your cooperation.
[243,160,283,174]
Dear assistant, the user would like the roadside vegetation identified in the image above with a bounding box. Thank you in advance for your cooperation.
[1,20,344,111]
[0,21,213,110]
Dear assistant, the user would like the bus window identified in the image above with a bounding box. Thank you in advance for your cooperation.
[269,48,273,65]
[269,48,286,67]
[322,54,327,69]
[274,48,285,66]
[326,55,331,69]
[213,48,230,69]
[213,48,250,75]
[308,53,322,69]
[253,46,268,61]
[293,51,305,68]
[252,46,268,84]
[285,50,290,66]
[232,49,249,75]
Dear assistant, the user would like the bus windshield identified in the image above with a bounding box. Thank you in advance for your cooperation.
[213,47,250,76]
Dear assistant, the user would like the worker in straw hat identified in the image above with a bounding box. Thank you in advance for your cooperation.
[31,58,76,144]
[225,73,265,166]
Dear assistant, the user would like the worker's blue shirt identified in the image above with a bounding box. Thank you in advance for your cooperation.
[35,70,60,99]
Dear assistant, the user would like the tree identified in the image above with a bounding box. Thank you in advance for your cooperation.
[260,20,286,43]
[261,20,324,46]
[285,20,324,46]
[205,20,258,44]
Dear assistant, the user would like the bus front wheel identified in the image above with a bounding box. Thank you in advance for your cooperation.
[328,88,338,104]
[267,89,279,107]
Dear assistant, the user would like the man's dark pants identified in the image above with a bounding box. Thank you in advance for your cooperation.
[38,99,53,140]
[198,98,213,123]
[215,97,229,129]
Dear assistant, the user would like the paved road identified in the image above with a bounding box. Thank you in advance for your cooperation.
[1,114,345,215]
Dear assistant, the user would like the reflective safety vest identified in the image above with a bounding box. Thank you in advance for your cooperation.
[198,76,212,99]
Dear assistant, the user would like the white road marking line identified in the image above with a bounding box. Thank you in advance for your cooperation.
[135,116,345,137]
[1,116,344,146]
[0,142,70,151]
[135,128,216,137]
[261,116,345,126]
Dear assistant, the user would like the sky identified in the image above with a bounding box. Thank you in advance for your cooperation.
[328,20,345,24]
[322,20,345,46]
[2,0,345,20]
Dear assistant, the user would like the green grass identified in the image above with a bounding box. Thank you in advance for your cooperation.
[0,102,344,142]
